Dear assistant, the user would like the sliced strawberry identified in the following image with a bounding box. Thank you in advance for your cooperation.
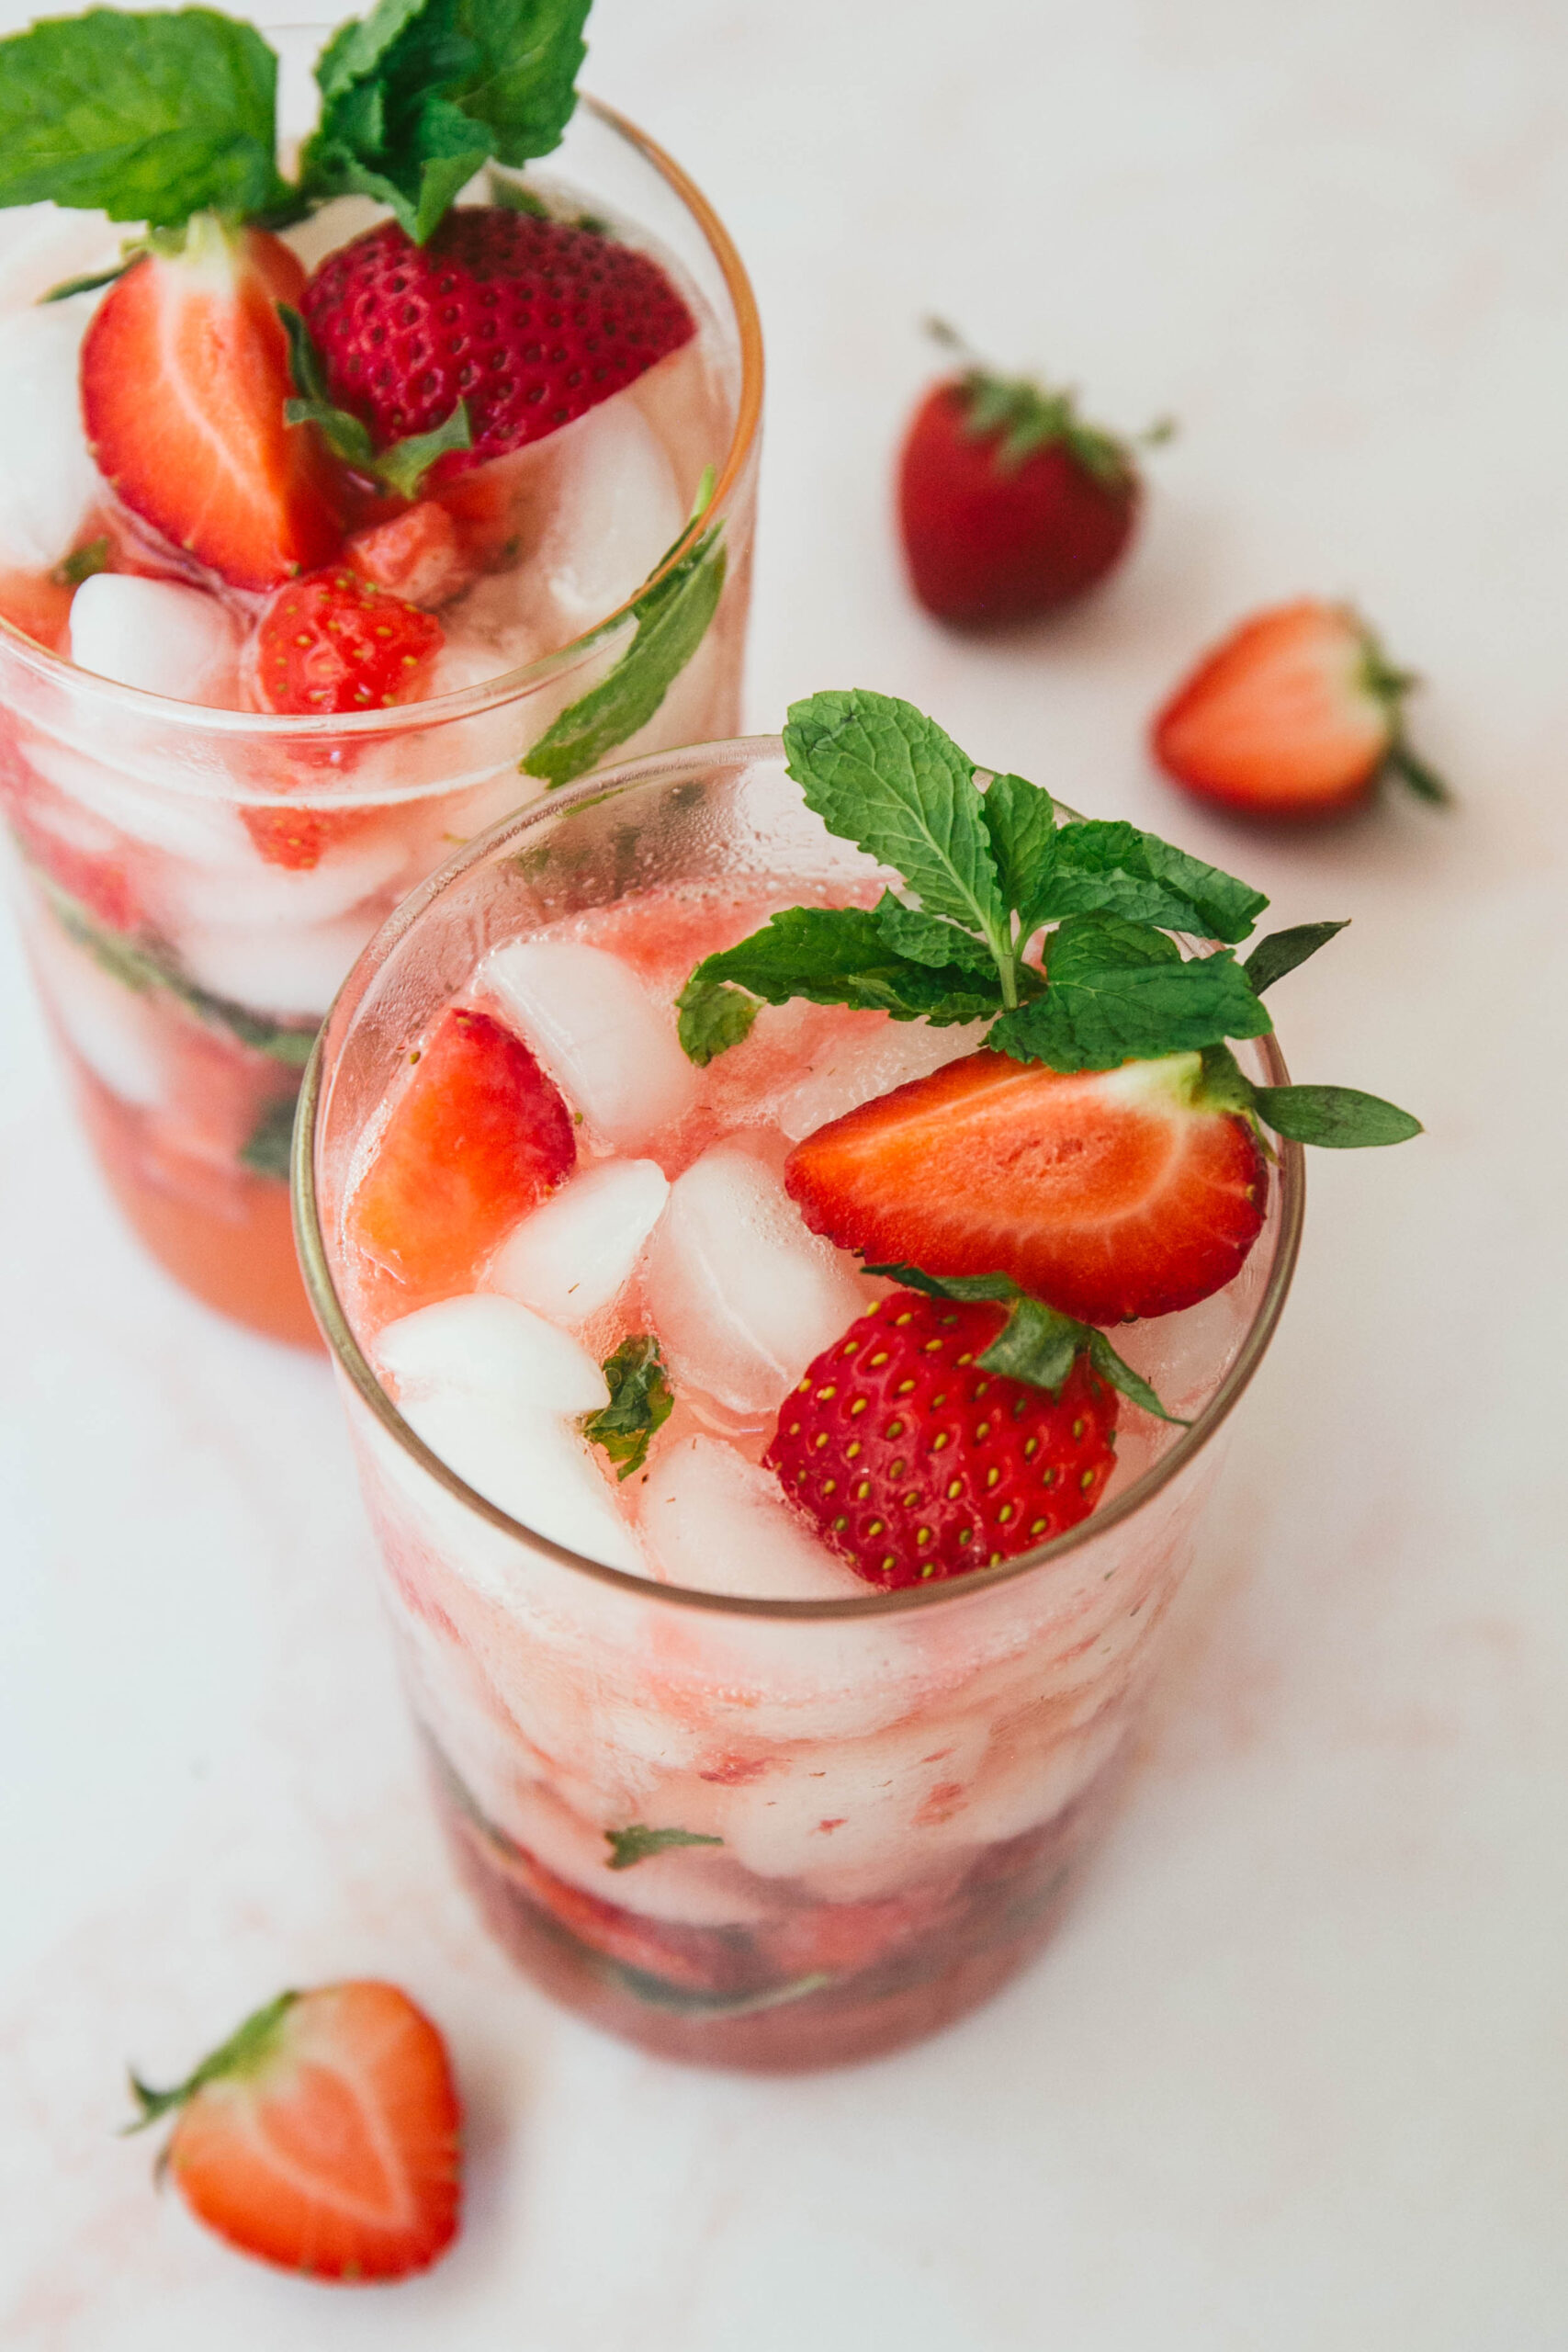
[765,1289,1119,1586]
[346,502,469,609]
[81,222,344,593]
[784,1048,1268,1326]
[253,566,444,716]
[238,802,383,872]
[1151,599,1448,818]
[129,1982,461,2281]
[350,1007,577,1295]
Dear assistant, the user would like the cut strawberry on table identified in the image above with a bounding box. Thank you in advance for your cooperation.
[126,1981,461,2282]
[785,1049,1269,1327]
[766,1287,1120,1586]
[80,222,344,593]
[300,208,697,485]
[254,566,445,715]
[897,322,1162,626]
[351,1006,577,1295]
[1151,599,1450,820]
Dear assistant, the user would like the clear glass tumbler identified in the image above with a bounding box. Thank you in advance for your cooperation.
[0,99,761,1345]
[296,739,1303,2071]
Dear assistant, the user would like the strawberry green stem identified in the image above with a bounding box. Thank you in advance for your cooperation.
[1385,741,1452,806]
[123,1989,299,2134]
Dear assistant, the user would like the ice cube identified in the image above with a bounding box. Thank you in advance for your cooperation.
[375,1294,643,1572]
[627,334,728,509]
[487,1157,670,1323]
[149,828,411,931]
[69,575,243,706]
[483,936,699,1152]
[175,907,381,1020]
[0,297,106,571]
[21,736,251,865]
[530,395,683,639]
[643,1145,864,1414]
[24,906,164,1106]
[773,1015,991,1142]
[711,1712,993,1892]
[497,1777,769,1927]
[638,1434,864,1600]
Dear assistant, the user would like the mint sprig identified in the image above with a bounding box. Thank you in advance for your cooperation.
[0,0,589,250]
[279,304,471,497]
[676,688,1420,1158]
[604,1823,722,1871]
[581,1334,673,1478]
[865,1264,1186,1425]
[522,470,727,787]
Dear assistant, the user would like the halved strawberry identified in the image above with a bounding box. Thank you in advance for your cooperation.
[346,501,470,610]
[127,1981,461,2282]
[1151,599,1448,819]
[81,221,344,593]
[350,1007,577,1295]
[784,1048,1268,1326]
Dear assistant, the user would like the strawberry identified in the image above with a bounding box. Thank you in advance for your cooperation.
[238,802,381,873]
[0,566,73,652]
[897,325,1156,625]
[350,1006,577,1295]
[784,1048,1268,1327]
[1151,599,1450,819]
[253,565,444,716]
[300,209,696,483]
[80,220,344,593]
[346,501,469,609]
[126,1981,461,2282]
[765,1289,1118,1587]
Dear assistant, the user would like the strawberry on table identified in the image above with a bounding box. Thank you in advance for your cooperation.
[897,322,1163,626]
[1151,599,1450,820]
[126,1981,461,2282]
[81,223,344,593]
[766,1288,1121,1586]
[350,1006,578,1295]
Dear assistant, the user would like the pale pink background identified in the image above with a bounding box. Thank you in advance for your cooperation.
[3,0,1564,2342]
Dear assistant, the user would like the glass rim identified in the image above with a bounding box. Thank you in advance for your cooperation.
[294,734,1305,1623]
[0,94,764,749]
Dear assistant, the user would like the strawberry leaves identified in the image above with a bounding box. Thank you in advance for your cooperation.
[279,303,472,495]
[678,688,1421,1159]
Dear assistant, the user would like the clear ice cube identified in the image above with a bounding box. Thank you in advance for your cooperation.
[69,574,243,706]
[482,935,699,1152]
[637,1433,864,1599]
[0,294,107,571]
[487,1157,670,1324]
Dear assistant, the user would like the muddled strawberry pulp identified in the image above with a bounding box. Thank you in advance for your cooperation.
[332,874,1279,2065]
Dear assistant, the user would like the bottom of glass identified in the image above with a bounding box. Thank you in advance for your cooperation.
[73,1058,321,1350]
[430,1740,1125,2073]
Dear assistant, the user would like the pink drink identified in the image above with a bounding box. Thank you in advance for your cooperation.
[300,740,1302,2070]
[0,103,760,1343]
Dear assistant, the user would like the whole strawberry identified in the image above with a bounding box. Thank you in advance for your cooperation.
[301,209,697,484]
[1151,599,1450,820]
[897,322,1161,626]
[127,1981,462,2281]
[253,565,444,716]
[765,1289,1118,1588]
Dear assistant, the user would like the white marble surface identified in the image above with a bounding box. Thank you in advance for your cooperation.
[4,0,1567,2341]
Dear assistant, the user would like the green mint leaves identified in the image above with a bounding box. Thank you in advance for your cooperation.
[238,1090,301,1181]
[581,1335,673,1478]
[0,0,589,246]
[676,688,1420,1159]
[300,0,591,244]
[865,1264,1185,1425]
[522,472,727,787]
[0,9,291,228]
[604,1823,723,1871]
[279,304,471,496]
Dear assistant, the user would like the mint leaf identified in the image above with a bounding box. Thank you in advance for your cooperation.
[53,536,110,587]
[677,905,1003,1057]
[238,1091,299,1180]
[781,690,1010,974]
[1036,820,1267,944]
[1044,910,1181,983]
[0,9,289,228]
[371,399,472,497]
[874,892,1001,977]
[522,519,727,788]
[302,0,590,244]
[1249,1083,1421,1148]
[604,1823,723,1871]
[675,978,759,1068]
[42,260,134,303]
[281,303,470,493]
[981,771,1057,938]
[863,1263,1186,1424]
[581,1335,674,1478]
[1243,920,1348,995]
[991,945,1272,1072]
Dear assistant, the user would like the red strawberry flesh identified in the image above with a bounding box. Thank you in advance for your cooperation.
[765,1289,1118,1587]
[301,208,697,481]
[254,566,444,716]
[784,1048,1268,1327]
[350,1007,577,1295]
[81,226,344,593]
